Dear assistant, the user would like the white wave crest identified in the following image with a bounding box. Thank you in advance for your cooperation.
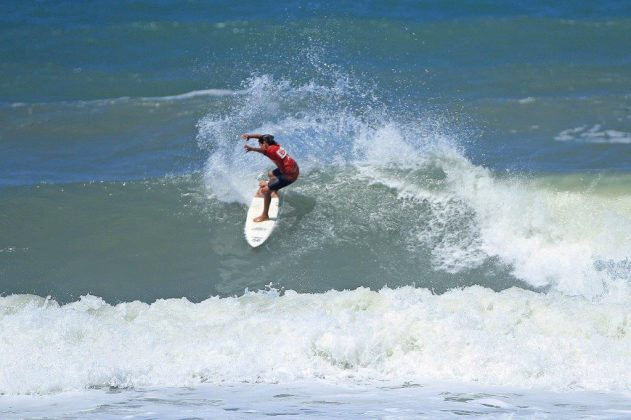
[555,125,631,144]
[354,123,631,299]
[140,88,247,102]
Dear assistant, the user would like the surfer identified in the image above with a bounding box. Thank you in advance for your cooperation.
[241,133,299,222]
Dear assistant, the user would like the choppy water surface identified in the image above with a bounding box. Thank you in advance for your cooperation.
[1,0,631,417]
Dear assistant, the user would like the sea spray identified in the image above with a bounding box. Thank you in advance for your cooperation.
[196,73,631,299]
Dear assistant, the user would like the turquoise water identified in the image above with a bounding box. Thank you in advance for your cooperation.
[1,1,631,417]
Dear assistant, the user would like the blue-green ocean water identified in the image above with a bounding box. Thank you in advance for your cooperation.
[1,1,631,417]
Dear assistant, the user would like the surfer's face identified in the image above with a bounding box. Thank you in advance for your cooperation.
[259,140,269,150]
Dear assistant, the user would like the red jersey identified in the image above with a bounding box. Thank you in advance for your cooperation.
[264,144,298,177]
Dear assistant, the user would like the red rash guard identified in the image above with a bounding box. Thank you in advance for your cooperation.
[264,144,299,178]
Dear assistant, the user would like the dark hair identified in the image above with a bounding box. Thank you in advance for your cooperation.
[258,134,277,145]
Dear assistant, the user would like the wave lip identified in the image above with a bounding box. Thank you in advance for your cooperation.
[1,286,629,395]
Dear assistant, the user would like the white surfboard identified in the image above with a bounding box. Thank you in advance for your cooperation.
[244,191,280,248]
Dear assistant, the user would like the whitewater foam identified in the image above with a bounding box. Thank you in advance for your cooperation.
[0,287,629,395]
[353,133,631,299]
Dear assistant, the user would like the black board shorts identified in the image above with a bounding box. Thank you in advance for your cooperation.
[268,168,296,191]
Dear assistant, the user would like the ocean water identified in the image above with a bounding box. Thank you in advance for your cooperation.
[2,1,631,418]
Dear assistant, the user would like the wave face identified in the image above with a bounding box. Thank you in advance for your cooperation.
[195,73,631,301]
[2,67,631,304]
[1,287,630,395]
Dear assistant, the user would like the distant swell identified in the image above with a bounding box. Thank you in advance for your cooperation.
[6,88,245,108]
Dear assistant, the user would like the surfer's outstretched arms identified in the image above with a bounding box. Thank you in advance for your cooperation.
[241,133,299,222]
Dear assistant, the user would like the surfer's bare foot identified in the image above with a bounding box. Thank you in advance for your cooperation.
[253,215,269,223]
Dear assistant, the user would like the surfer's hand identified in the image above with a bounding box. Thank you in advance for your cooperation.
[240,134,249,140]
[244,144,252,152]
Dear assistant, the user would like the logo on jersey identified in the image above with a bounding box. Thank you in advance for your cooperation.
[276,147,288,159]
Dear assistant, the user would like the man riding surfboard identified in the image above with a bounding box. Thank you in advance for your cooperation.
[241,133,299,222]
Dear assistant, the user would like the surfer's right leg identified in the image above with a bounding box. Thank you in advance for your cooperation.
[254,184,272,223]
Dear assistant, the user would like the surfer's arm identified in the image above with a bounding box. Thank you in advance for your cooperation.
[244,144,265,154]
